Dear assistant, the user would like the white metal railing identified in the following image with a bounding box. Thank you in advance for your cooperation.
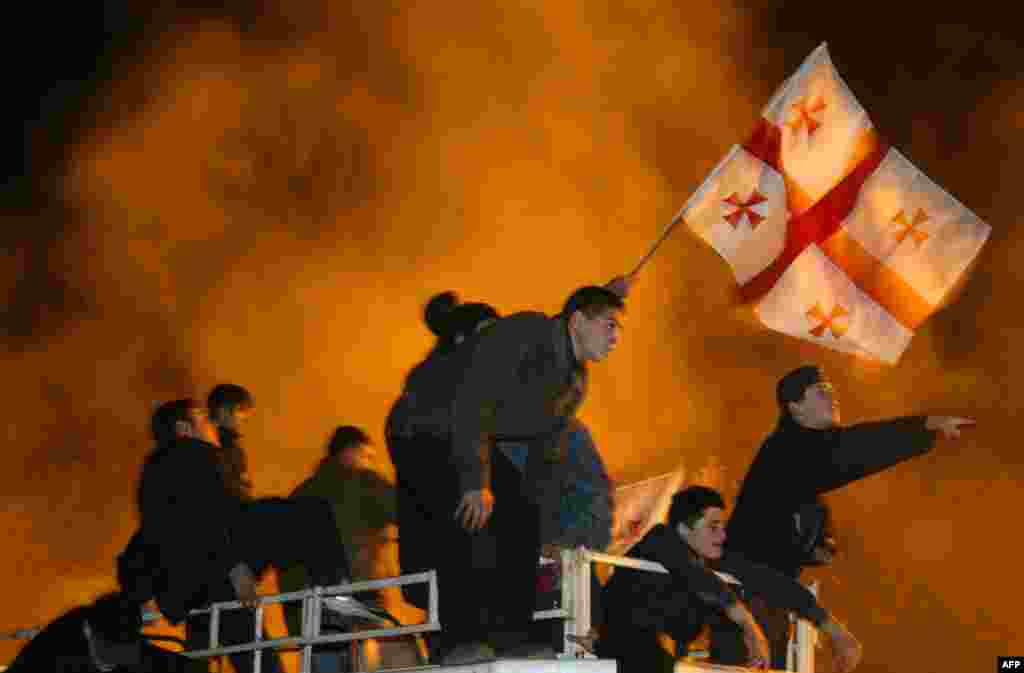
[183,571,438,673]
[5,553,816,673]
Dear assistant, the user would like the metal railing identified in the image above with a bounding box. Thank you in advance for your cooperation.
[4,551,816,673]
[183,571,438,673]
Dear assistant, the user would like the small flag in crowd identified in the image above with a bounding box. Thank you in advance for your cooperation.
[608,468,685,555]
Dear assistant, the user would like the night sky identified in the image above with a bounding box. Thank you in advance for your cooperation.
[3,1,1023,670]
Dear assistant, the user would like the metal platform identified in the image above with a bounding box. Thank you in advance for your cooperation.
[434,658,617,673]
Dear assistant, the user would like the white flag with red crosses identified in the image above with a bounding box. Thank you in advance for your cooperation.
[680,43,990,364]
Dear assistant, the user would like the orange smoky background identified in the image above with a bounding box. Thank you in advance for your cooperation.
[2,1,1022,670]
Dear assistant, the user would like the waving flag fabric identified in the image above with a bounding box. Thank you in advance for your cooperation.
[682,43,990,363]
[608,468,684,555]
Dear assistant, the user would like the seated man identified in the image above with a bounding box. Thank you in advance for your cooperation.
[6,592,193,672]
[136,399,376,673]
[596,486,861,673]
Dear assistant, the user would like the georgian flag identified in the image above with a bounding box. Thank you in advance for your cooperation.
[681,43,990,364]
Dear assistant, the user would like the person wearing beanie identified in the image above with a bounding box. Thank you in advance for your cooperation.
[719,364,973,668]
[384,290,501,625]
[596,486,862,673]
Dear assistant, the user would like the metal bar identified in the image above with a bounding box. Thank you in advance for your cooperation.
[185,572,437,616]
[575,548,593,659]
[254,604,264,673]
[427,570,439,628]
[184,623,441,658]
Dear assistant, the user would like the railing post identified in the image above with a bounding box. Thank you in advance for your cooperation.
[304,584,322,673]
[209,604,223,672]
[254,603,264,673]
[427,569,439,630]
[565,547,593,659]
[793,580,819,673]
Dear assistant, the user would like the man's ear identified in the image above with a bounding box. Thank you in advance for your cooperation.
[675,521,691,541]
[787,400,801,419]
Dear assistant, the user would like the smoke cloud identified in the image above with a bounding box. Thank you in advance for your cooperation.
[3,1,1022,670]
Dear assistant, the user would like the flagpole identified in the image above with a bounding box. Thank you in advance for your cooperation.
[629,210,685,277]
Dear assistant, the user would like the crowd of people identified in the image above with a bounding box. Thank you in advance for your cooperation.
[8,274,974,673]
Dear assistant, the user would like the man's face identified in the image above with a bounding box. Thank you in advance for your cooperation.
[213,404,253,433]
[187,407,221,446]
[679,506,727,560]
[338,442,376,471]
[571,308,621,362]
[790,381,840,429]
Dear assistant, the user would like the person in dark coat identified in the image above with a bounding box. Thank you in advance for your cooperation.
[280,425,403,673]
[136,399,362,673]
[385,292,500,616]
[445,282,626,663]
[720,364,974,667]
[6,592,193,673]
[597,486,862,673]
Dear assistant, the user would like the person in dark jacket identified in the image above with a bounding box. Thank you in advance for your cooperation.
[6,592,192,673]
[385,292,500,616]
[445,282,626,662]
[597,486,862,673]
[280,425,402,673]
[137,399,362,673]
[720,364,973,667]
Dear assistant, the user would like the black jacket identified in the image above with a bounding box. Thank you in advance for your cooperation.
[386,346,467,443]
[726,414,936,576]
[137,437,245,623]
[451,312,585,496]
[7,606,191,672]
[600,524,827,661]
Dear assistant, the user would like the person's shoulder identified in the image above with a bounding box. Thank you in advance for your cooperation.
[17,606,89,654]
[292,463,343,498]
[629,523,671,558]
[493,311,557,329]
[462,311,554,354]
[141,443,174,473]
[489,311,558,341]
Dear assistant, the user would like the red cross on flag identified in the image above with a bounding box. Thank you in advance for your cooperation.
[681,43,990,363]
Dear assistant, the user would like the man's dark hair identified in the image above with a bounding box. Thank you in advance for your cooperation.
[150,398,199,447]
[87,592,143,644]
[668,485,726,530]
[326,425,372,459]
[207,383,254,414]
[776,365,824,410]
[561,285,625,318]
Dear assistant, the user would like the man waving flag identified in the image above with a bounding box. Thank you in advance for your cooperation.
[682,43,990,363]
